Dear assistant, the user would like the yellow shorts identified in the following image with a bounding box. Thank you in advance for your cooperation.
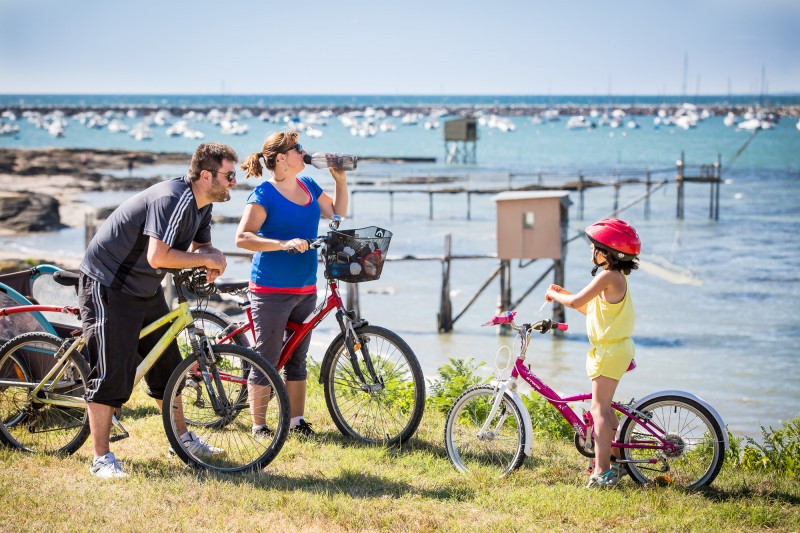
[586,339,635,381]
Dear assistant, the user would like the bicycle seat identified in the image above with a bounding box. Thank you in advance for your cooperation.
[213,279,248,293]
[626,359,637,373]
[53,271,79,287]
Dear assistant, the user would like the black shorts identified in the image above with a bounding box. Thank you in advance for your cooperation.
[78,273,182,408]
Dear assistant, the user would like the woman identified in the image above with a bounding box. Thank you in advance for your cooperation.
[236,130,348,436]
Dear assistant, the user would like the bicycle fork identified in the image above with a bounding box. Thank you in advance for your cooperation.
[336,311,383,393]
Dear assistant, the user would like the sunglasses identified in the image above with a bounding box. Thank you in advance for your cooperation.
[285,143,303,153]
[205,169,236,183]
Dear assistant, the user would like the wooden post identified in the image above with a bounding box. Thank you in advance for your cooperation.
[676,152,685,219]
[714,153,721,221]
[84,210,97,248]
[428,191,434,220]
[612,173,620,213]
[644,171,652,220]
[497,259,512,335]
[437,234,453,332]
[578,172,585,220]
[466,191,472,221]
[389,191,394,221]
[552,197,569,328]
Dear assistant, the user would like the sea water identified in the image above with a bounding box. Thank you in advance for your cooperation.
[1,95,799,439]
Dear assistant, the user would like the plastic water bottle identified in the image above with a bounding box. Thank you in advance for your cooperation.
[303,152,358,171]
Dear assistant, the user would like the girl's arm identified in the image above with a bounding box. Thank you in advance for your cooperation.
[545,272,617,315]
[234,203,308,253]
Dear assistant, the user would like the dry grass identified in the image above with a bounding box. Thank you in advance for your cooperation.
[1,383,798,533]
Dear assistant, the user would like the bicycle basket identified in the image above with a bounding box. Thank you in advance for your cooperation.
[323,226,392,283]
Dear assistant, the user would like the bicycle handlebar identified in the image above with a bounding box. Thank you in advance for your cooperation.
[483,311,567,334]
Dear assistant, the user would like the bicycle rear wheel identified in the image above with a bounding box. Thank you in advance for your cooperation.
[162,344,289,473]
[182,308,249,349]
[619,394,725,489]
[322,325,425,445]
[444,385,526,476]
[0,332,90,455]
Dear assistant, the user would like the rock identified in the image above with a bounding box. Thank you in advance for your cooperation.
[0,191,62,232]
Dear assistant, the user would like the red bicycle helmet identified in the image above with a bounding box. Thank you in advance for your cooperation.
[585,218,641,260]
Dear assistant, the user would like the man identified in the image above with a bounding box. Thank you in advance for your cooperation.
[79,142,238,478]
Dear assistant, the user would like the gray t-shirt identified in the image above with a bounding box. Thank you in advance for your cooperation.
[80,176,213,297]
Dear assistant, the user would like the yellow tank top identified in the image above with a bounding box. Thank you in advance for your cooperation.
[586,275,635,350]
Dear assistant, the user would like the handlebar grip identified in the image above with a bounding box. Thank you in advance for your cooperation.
[287,239,313,255]
[556,323,568,331]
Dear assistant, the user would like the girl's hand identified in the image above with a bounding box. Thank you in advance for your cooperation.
[548,283,564,293]
[329,168,347,183]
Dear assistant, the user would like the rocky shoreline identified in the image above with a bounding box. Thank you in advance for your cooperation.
[0,148,192,234]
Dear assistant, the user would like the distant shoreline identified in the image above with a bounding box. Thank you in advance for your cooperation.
[2,101,799,117]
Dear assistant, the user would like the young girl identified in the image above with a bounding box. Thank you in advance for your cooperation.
[545,218,640,488]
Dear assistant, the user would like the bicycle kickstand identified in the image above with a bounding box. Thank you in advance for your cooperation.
[109,410,130,442]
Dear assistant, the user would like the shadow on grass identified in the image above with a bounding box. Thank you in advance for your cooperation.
[693,484,800,505]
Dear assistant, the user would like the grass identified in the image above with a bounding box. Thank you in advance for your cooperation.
[1,381,799,533]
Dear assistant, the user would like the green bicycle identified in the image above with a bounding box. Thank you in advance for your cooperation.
[0,268,290,473]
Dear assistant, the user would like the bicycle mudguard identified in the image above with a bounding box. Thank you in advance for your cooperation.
[493,381,535,456]
[617,390,729,450]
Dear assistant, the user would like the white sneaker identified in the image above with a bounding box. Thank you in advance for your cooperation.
[181,431,226,458]
[89,452,127,479]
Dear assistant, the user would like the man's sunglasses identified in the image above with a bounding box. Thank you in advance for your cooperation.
[205,169,236,183]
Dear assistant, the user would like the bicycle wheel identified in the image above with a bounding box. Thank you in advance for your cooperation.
[323,325,425,445]
[0,351,33,438]
[162,344,289,472]
[0,332,90,455]
[619,394,725,489]
[182,308,249,350]
[444,385,526,476]
[180,310,250,428]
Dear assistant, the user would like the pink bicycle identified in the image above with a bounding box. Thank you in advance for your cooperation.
[443,311,728,489]
[188,219,425,445]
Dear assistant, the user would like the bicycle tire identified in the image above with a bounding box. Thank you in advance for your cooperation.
[322,325,425,445]
[181,309,250,429]
[162,344,289,473]
[0,351,33,438]
[619,394,725,489]
[185,307,249,348]
[444,385,526,476]
[0,332,90,455]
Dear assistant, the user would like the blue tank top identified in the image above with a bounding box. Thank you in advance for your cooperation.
[247,176,323,290]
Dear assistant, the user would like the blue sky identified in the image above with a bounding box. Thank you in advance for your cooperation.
[1,0,798,95]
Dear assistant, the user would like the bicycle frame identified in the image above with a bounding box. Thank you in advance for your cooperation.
[211,280,347,372]
[0,296,208,410]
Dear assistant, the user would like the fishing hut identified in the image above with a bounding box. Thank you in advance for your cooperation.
[444,117,477,165]
[438,191,571,333]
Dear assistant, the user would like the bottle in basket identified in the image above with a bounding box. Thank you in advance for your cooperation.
[303,152,358,171]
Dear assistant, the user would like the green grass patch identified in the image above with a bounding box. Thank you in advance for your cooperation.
[2,370,799,532]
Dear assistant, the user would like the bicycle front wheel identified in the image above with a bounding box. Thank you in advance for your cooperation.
[619,394,725,489]
[323,325,425,445]
[0,332,90,455]
[444,385,526,476]
[162,344,289,473]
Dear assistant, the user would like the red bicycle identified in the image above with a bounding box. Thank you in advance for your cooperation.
[189,218,425,445]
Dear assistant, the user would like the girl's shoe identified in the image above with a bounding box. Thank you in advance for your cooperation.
[586,469,619,489]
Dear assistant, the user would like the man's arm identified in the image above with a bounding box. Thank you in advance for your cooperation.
[147,237,227,281]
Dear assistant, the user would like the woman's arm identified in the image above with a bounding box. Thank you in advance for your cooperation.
[317,168,348,219]
[235,203,308,253]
